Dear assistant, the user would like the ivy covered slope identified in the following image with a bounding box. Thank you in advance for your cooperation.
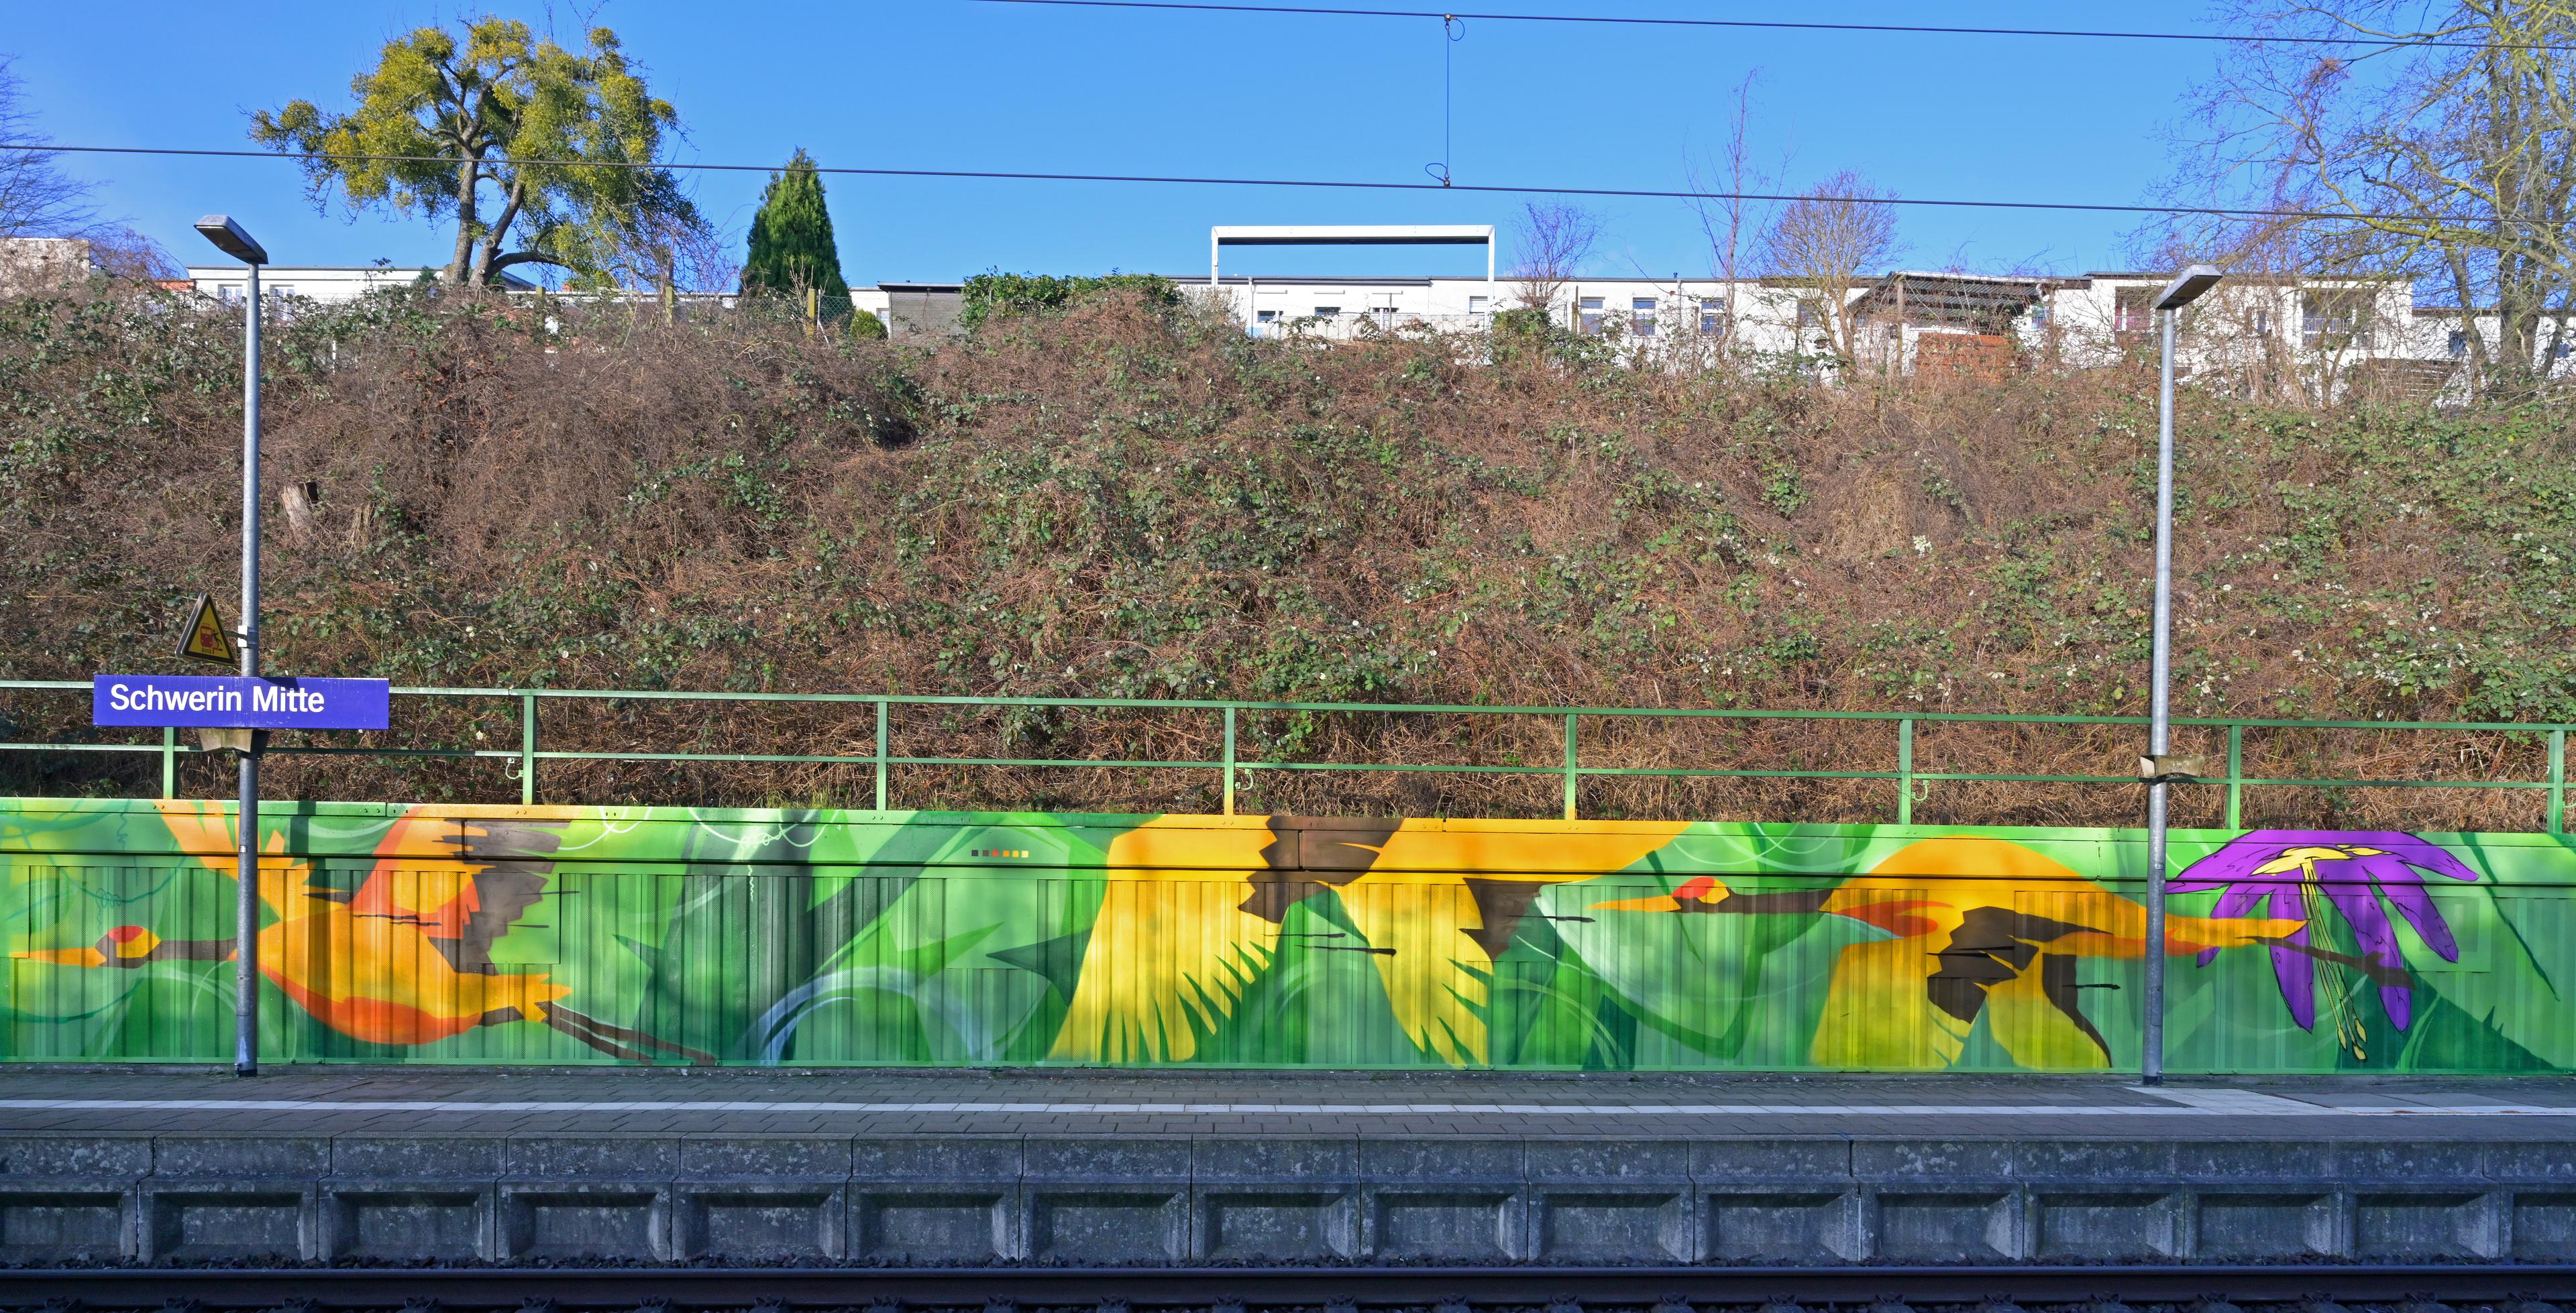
[1,286,2571,824]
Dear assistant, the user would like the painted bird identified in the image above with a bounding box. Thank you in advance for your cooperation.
[1588,836,2310,1070]
[13,801,706,1063]
[1046,814,1693,1067]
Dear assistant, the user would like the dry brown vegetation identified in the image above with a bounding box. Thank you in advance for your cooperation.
[3,286,2572,830]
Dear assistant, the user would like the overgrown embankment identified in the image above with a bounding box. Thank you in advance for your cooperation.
[3,288,2571,827]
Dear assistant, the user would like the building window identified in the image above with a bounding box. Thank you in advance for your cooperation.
[2113,287,2155,335]
[2252,308,2272,336]
[1467,295,1489,321]
[1313,306,1339,320]
[1631,296,1658,337]
[2301,289,2373,349]
[2447,329,2468,357]
[1699,298,1728,336]
[1578,296,1604,335]
[215,284,242,305]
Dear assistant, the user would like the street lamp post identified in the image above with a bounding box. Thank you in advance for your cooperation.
[2141,263,2222,1088]
[195,215,268,1078]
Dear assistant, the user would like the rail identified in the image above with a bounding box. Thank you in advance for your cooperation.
[1,1262,2572,1308]
[1,679,2567,830]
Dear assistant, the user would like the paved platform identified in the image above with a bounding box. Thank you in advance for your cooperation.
[4,1068,2575,1267]
[1,1066,2571,1137]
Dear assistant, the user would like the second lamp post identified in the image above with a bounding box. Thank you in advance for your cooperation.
[2139,262,2222,1087]
[195,214,268,1078]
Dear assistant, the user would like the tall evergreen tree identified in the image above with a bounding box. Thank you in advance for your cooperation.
[743,148,847,298]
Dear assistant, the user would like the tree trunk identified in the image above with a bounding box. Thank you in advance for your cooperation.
[445,155,480,286]
[474,171,531,288]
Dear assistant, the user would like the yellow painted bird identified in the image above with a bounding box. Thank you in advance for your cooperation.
[1048,813,1693,1067]
[1587,836,2310,1070]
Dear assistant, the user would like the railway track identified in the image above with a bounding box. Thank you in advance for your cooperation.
[2,1265,2573,1310]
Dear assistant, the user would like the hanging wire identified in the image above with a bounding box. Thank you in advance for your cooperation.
[17,142,2561,226]
[1426,15,1462,186]
[967,0,2576,53]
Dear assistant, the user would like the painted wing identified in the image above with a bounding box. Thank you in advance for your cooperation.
[1049,817,1281,1063]
[1810,935,1968,1069]
[1350,820,1693,1068]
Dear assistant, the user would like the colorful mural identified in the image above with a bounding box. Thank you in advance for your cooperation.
[3,798,2571,1072]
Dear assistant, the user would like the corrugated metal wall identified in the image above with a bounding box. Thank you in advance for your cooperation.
[4,800,2571,1072]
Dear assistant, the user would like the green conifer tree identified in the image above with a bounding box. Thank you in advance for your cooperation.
[743,148,849,299]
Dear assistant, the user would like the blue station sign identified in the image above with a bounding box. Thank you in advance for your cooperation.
[92,675,390,731]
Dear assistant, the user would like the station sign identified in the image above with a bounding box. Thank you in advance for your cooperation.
[92,675,390,731]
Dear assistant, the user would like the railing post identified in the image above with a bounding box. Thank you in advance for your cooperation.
[873,699,890,812]
[2226,722,2244,831]
[519,693,537,806]
[2551,728,2567,836]
[1562,713,1579,821]
[1897,718,1915,826]
[1222,705,1237,817]
[161,726,176,801]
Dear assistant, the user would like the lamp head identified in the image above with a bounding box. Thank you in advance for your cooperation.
[2153,264,2223,311]
[194,215,268,266]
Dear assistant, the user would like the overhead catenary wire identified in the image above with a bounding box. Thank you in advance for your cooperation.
[963,0,2576,52]
[5,141,2552,228]
[1427,13,1462,186]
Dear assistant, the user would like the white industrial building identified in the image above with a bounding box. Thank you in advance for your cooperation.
[131,223,2568,392]
[182,264,538,302]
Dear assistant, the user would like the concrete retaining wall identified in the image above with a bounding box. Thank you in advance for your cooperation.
[5,1134,2574,1265]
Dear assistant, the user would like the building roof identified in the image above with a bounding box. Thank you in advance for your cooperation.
[1849,272,2068,329]
[1212,225,1494,246]
[2078,270,2411,285]
[186,264,541,290]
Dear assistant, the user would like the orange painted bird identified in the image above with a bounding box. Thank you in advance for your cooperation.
[1589,836,2310,1070]
[14,802,705,1063]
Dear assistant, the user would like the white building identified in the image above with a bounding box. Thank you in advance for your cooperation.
[169,227,2572,392]
[184,265,537,303]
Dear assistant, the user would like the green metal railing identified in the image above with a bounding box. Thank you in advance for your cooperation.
[1,679,2567,831]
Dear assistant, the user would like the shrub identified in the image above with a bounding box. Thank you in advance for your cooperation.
[1,284,2569,829]
[958,270,1181,329]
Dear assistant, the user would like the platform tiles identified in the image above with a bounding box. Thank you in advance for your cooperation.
[5,1130,2576,1267]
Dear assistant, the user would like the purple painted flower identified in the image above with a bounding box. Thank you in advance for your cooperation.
[2170,830,2479,1036]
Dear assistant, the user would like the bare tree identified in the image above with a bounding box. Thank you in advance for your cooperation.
[598,190,745,304]
[1508,201,1601,316]
[85,226,180,283]
[1759,170,1901,361]
[2179,1,2576,394]
[1686,71,1772,352]
[0,56,101,237]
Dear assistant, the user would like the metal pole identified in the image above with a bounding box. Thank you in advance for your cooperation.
[1562,713,1578,821]
[2551,727,2567,835]
[873,699,889,812]
[520,693,538,805]
[235,262,263,1079]
[1896,718,1915,825]
[2143,303,2178,1088]
[1222,706,1237,817]
[2226,722,2244,831]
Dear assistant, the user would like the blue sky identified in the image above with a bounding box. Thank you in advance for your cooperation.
[7,1,2227,284]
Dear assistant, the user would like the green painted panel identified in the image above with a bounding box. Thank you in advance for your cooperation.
[5,799,2571,1072]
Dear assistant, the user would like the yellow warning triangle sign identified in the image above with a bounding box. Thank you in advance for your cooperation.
[176,593,237,667]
